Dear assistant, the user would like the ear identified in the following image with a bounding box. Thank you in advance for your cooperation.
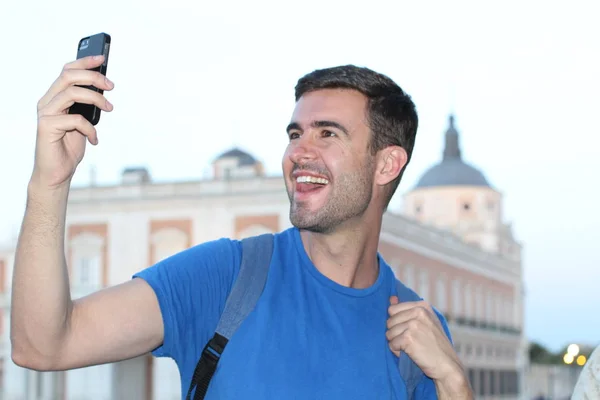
[375,146,408,186]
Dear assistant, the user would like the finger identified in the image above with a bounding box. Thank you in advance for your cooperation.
[387,304,433,329]
[386,320,411,342]
[39,69,114,112]
[38,59,113,110]
[63,55,105,71]
[388,299,434,316]
[389,296,399,305]
[40,86,113,117]
[386,321,414,357]
[38,114,99,145]
[389,332,410,357]
[58,69,114,92]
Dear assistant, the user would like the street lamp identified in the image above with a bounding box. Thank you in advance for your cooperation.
[563,353,575,364]
[563,344,585,366]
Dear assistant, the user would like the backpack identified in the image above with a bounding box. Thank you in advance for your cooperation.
[185,234,427,400]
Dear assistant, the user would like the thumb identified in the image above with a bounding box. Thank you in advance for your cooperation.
[389,295,399,305]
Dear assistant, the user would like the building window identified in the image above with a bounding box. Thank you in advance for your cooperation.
[486,292,494,324]
[418,270,429,300]
[436,276,447,312]
[404,265,415,289]
[70,233,104,290]
[495,295,503,325]
[464,282,472,319]
[468,369,476,391]
[452,279,462,316]
[505,297,513,328]
[413,197,423,215]
[475,286,484,322]
[478,370,486,396]
[76,255,101,287]
[151,228,189,263]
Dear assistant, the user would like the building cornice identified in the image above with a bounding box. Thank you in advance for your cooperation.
[68,175,286,204]
[382,212,521,283]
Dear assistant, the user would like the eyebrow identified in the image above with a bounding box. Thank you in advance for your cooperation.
[286,120,349,136]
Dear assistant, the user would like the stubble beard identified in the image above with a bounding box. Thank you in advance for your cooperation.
[288,161,375,234]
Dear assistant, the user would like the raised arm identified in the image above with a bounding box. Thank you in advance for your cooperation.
[11,56,164,371]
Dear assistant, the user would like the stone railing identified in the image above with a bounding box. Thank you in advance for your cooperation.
[444,313,522,336]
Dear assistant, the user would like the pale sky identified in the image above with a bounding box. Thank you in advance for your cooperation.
[1,0,598,352]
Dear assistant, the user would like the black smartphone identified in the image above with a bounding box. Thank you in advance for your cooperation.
[68,32,111,126]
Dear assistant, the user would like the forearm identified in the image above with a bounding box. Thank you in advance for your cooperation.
[10,180,73,367]
[434,369,474,400]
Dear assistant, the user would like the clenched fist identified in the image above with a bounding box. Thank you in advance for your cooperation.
[387,296,473,399]
[32,55,114,190]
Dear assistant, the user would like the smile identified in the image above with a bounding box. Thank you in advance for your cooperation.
[296,175,329,185]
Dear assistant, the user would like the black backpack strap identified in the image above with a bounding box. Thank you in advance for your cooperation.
[185,233,274,400]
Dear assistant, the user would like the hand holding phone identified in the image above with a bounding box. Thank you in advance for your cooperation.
[32,33,114,190]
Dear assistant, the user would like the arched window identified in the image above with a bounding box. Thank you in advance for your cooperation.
[70,233,104,290]
[151,228,188,263]
[237,224,274,239]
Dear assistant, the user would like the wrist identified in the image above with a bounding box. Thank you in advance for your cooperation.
[28,173,72,197]
[434,364,473,400]
[26,176,71,214]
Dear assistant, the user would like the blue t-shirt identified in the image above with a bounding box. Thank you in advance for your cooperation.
[133,227,452,399]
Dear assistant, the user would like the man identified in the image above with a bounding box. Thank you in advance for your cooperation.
[10,55,472,399]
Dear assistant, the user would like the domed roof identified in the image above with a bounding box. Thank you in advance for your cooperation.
[214,147,257,166]
[415,115,491,189]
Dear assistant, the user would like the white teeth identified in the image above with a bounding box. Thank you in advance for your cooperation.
[296,175,329,184]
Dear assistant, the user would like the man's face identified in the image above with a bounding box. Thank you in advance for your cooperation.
[282,89,377,233]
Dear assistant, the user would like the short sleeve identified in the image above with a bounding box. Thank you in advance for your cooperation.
[132,237,242,362]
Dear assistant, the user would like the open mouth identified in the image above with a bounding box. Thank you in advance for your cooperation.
[295,175,329,193]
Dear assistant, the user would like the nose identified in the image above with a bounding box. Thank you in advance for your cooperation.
[288,135,318,166]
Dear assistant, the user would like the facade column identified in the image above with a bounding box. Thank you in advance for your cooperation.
[54,371,66,400]
[24,370,38,400]
[111,355,149,400]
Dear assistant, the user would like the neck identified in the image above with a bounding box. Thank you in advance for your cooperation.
[299,215,383,289]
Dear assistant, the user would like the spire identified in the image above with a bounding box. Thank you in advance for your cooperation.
[443,114,462,160]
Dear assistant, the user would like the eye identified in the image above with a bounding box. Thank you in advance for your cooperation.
[322,130,336,137]
[288,131,300,140]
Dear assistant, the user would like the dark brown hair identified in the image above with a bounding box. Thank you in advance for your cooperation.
[295,65,418,208]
